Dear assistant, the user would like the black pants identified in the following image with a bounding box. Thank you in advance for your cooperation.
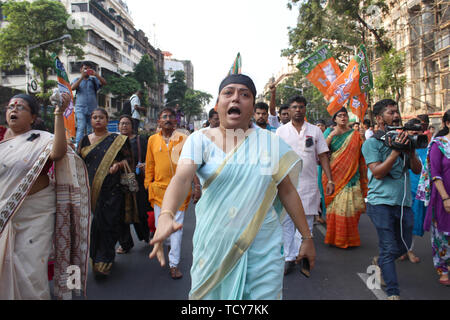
[132,118,140,134]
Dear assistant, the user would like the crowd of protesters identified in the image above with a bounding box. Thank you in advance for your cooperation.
[0,72,449,300]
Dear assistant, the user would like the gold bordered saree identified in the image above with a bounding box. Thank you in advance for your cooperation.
[0,130,90,300]
[79,133,133,275]
[187,128,301,300]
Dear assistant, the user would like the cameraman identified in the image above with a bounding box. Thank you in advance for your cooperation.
[361,99,422,300]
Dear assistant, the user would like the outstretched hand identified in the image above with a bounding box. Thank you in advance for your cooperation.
[149,214,183,267]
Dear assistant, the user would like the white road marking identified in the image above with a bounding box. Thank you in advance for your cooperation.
[357,272,388,300]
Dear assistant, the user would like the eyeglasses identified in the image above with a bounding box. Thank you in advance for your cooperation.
[7,104,31,112]
[335,114,348,118]
[119,122,131,126]
[161,115,176,120]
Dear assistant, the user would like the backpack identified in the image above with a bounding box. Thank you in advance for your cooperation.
[122,99,132,116]
[122,94,137,116]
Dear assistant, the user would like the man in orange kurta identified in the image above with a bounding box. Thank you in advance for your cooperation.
[144,108,194,279]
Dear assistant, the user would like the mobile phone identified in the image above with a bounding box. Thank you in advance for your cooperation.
[299,258,310,278]
[305,136,314,148]
[87,69,94,76]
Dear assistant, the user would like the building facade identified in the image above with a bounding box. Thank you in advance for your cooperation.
[366,0,449,122]
[162,51,194,104]
[1,0,165,124]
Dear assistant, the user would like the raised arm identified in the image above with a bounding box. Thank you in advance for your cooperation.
[49,92,70,161]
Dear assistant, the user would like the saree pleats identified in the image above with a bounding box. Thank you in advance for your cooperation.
[189,129,301,300]
[79,134,131,274]
[323,130,367,248]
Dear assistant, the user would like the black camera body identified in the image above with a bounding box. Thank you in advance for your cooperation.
[379,124,428,151]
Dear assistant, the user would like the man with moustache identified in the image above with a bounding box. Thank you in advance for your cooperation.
[144,107,200,279]
[362,99,422,300]
[254,102,277,132]
[208,108,220,128]
[276,95,334,275]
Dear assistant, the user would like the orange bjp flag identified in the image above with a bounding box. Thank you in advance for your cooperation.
[52,54,76,140]
[327,45,373,118]
[297,45,342,99]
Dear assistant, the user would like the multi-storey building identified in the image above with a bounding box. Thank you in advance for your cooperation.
[366,0,449,123]
[162,51,194,104]
[1,0,165,123]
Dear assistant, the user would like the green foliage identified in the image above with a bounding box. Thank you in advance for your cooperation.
[100,73,141,101]
[133,54,157,88]
[165,70,187,107]
[374,48,406,103]
[0,0,85,102]
[266,71,330,122]
[183,88,212,123]
[284,0,391,62]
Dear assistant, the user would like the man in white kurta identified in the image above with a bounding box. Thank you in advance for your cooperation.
[276,95,333,275]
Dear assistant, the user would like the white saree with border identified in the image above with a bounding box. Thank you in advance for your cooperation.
[0,130,90,300]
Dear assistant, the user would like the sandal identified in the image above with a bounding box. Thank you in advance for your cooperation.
[116,246,130,254]
[407,251,420,263]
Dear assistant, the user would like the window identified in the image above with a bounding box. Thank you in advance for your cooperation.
[72,3,88,13]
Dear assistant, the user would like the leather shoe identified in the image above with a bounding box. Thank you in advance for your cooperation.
[284,261,296,275]
[170,267,183,279]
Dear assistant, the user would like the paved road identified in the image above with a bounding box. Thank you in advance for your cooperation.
[75,201,449,300]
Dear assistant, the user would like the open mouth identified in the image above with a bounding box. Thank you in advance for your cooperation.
[228,107,241,115]
[10,114,18,120]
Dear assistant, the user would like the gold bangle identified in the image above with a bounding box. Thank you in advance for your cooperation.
[302,235,314,240]
[327,181,335,185]
[54,112,63,115]
[159,210,175,219]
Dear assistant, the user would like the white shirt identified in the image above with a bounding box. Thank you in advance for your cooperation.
[276,121,329,215]
[130,94,140,120]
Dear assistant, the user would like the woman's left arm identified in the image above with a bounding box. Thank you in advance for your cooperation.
[49,93,70,161]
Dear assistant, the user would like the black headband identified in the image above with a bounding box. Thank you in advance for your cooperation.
[332,107,348,121]
[218,74,257,99]
[11,94,39,115]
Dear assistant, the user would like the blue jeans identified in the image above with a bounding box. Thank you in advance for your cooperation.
[75,107,93,146]
[366,203,414,297]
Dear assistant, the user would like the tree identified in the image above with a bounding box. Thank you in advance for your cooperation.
[0,0,85,104]
[133,54,157,88]
[266,71,329,122]
[100,73,141,101]
[285,0,391,61]
[374,48,406,106]
[165,70,187,107]
[183,89,212,124]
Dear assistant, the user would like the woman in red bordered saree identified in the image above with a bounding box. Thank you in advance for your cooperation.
[0,93,90,300]
[322,107,368,248]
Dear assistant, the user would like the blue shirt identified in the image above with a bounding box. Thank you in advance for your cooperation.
[71,76,101,113]
[362,137,412,207]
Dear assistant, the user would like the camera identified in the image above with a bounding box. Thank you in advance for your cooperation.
[380,123,428,151]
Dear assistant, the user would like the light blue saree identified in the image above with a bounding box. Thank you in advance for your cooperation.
[180,127,301,300]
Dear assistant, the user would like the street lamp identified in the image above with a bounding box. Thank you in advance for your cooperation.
[284,85,303,93]
[25,34,72,94]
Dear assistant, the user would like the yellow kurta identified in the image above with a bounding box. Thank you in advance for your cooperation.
[144,131,191,211]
